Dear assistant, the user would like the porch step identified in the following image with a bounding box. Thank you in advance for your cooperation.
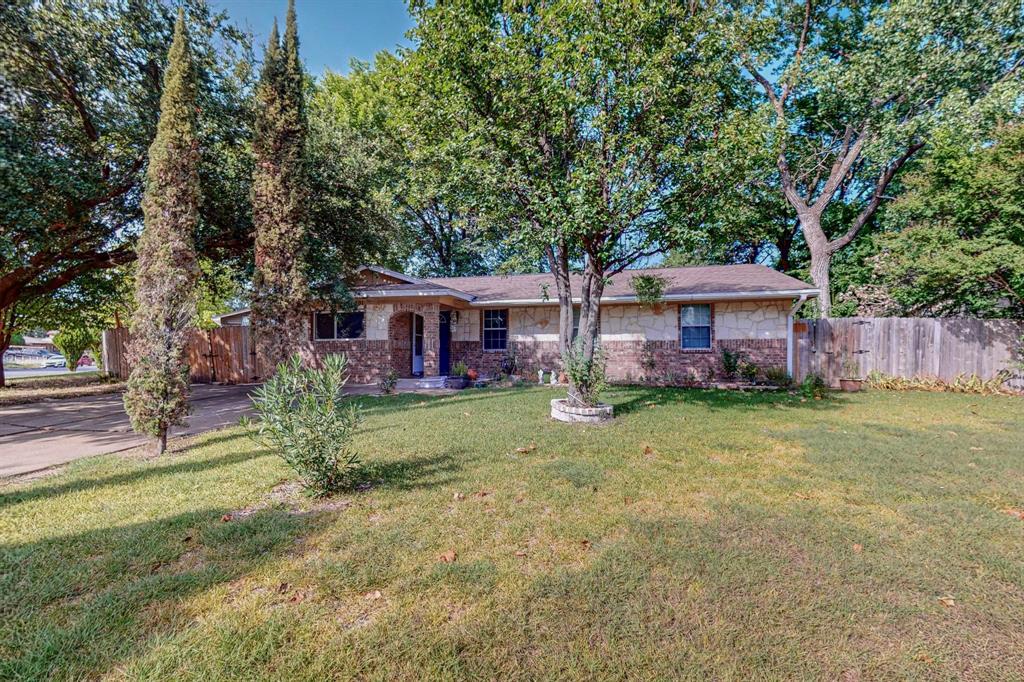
[398,376,449,390]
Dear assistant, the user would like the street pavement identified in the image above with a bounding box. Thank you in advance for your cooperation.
[0,384,257,477]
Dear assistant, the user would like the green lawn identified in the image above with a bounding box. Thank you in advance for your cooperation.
[1,386,1022,680]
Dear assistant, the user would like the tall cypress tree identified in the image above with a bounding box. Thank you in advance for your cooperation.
[123,9,200,455]
[251,0,309,373]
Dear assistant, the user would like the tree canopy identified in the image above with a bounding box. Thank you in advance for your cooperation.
[732,0,1024,314]
[0,0,254,373]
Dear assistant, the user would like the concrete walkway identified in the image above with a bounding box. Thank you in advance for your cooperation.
[0,384,257,478]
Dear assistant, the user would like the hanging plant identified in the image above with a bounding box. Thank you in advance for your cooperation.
[629,274,667,309]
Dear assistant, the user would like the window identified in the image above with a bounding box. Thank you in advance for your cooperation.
[679,304,711,349]
[482,309,508,351]
[571,306,601,341]
[314,311,364,340]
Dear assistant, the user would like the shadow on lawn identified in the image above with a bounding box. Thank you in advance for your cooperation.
[0,443,267,509]
[352,452,464,494]
[609,385,846,418]
[0,505,318,680]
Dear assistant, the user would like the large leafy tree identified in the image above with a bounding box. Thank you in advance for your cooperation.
[251,0,310,371]
[123,10,201,456]
[851,124,1024,317]
[0,0,253,386]
[733,0,1024,315]
[311,56,505,278]
[407,0,738,380]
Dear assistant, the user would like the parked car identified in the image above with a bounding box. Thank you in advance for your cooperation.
[43,354,66,368]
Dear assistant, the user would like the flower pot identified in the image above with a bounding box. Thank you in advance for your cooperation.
[550,398,614,423]
[839,378,864,392]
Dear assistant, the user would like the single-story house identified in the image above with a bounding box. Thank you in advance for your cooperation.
[215,264,818,385]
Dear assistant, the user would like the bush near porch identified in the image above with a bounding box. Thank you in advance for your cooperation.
[1,387,1022,679]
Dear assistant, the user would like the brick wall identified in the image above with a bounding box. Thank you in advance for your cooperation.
[451,337,786,385]
[308,339,389,384]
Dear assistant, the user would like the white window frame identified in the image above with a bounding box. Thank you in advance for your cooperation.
[679,304,712,350]
[482,308,509,351]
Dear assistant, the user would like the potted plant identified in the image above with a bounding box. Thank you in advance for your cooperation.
[839,355,864,392]
[466,367,479,383]
[445,361,471,389]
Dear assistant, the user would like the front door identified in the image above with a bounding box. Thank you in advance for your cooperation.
[411,314,424,375]
[439,311,451,375]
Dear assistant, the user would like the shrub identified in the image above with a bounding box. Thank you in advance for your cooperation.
[866,370,1014,395]
[378,368,398,395]
[500,351,518,376]
[450,361,468,378]
[247,354,362,496]
[800,372,829,399]
[53,328,98,372]
[739,361,759,383]
[722,349,741,378]
[764,367,793,387]
[563,338,608,407]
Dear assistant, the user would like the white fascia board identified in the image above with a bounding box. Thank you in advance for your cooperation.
[354,288,476,302]
[471,289,820,307]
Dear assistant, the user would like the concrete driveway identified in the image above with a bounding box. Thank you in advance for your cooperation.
[0,384,257,477]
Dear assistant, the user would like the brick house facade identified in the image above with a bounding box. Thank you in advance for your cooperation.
[219,264,816,385]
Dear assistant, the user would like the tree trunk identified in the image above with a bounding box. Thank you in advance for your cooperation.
[545,242,573,361]
[808,248,832,317]
[155,429,168,456]
[0,306,13,389]
[797,212,833,317]
[577,262,604,364]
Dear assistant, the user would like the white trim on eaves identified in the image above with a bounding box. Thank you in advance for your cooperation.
[471,288,820,307]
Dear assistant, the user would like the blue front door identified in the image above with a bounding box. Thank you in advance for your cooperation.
[439,311,451,375]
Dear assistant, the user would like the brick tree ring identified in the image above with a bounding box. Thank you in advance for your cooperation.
[550,398,614,423]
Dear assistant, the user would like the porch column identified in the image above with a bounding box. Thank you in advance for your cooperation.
[422,304,440,376]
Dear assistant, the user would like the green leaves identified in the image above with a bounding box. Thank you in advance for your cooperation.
[248,354,363,496]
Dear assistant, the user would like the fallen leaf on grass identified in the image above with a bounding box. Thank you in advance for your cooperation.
[289,591,305,604]
[579,539,592,550]
[515,442,538,454]
[364,590,383,600]
[642,445,656,459]
[514,550,527,558]
[182,534,193,543]
[463,412,471,417]
[852,543,863,554]
[794,492,811,500]
[473,490,491,498]
[439,550,457,563]
[1002,508,1024,521]
[278,582,290,594]
[453,492,465,501]
[937,596,955,608]
[220,514,232,523]
[514,494,525,503]
[947,431,958,437]
[969,446,983,451]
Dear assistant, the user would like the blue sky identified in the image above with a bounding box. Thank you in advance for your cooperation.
[210,0,414,75]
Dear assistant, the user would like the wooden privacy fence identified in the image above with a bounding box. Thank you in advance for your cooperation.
[794,317,1024,389]
[103,326,265,384]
